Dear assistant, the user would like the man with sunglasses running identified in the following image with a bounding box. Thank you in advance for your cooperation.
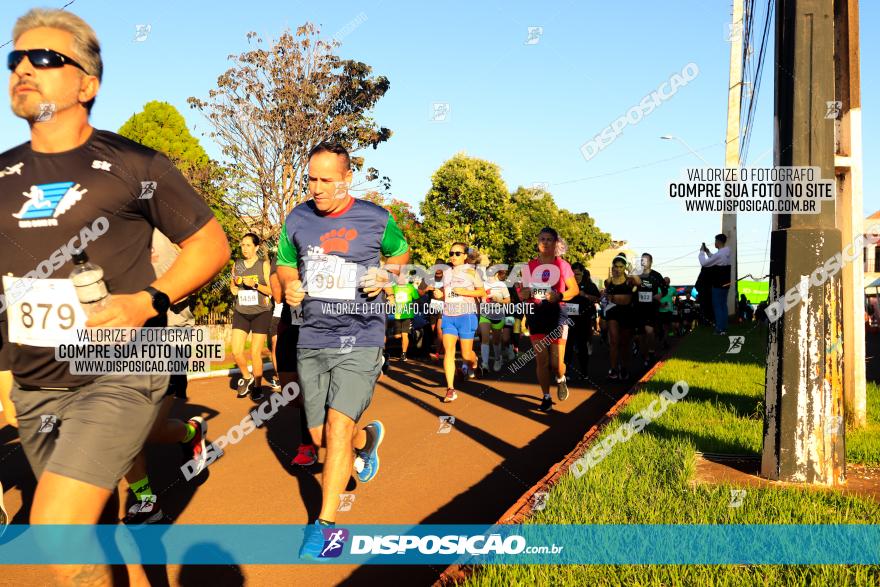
[2,9,230,585]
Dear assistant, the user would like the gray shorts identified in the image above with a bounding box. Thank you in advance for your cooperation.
[10,373,168,491]
[297,347,383,429]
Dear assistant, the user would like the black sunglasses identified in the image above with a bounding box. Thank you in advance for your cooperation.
[8,49,88,74]
[449,251,466,257]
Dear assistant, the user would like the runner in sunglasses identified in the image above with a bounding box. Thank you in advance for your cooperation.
[440,243,485,402]
[2,9,230,584]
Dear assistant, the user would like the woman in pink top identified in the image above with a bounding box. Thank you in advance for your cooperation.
[518,228,580,412]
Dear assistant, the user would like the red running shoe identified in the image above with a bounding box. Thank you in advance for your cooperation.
[292,444,318,466]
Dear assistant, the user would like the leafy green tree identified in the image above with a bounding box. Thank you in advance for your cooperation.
[361,191,423,262]
[118,101,241,319]
[506,186,610,267]
[418,154,512,265]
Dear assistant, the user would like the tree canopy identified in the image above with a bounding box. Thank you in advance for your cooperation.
[417,154,611,268]
[118,101,241,319]
[188,23,392,242]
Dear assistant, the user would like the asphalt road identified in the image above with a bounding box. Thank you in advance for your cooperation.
[1,335,644,586]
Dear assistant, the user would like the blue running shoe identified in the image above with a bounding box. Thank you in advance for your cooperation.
[299,520,331,560]
[356,420,385,483]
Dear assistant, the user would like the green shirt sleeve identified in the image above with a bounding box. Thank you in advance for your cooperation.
[408,283,419,302]
[277,223,299,268]
[380,213,409,257]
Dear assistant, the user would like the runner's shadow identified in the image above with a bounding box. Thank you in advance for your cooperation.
[341,384,618,586]
[0,425,36,524]
[138,401,222,521]
[178,543,244,586]
[260,397,325,521]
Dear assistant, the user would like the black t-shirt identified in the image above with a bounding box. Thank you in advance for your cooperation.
[0,129,215,387]
[679,298,696,316]
[636,270,666,308]
[569,279,600,322]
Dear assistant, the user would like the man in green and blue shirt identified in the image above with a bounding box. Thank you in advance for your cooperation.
[276,142,409,559]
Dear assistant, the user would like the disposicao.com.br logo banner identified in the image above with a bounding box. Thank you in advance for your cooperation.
[1,524,879,565]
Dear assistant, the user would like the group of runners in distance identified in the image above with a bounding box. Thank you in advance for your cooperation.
[0,8,709,583]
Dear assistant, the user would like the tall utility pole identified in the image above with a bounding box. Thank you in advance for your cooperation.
[834,0,866,427]
[761,0,845,485]
[722,0,744,316]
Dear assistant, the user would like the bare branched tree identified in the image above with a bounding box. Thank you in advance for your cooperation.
[188,23,392,242]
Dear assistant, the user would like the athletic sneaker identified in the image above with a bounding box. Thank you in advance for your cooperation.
[355,421,385,483]
[183,416,208,473]
[269,376,282,391]
[607,368,619,381]
[505,348,515,362]
[122,498,164,526]
[492,358,502,372]
[460,363,470,379]
[292,444,318,467]
[539,396,553,412]
[443,388,458,403]
[620,368,630,381]
[0,481,7,538]
[237,376,254,398]
[400,352,408,362]
[429,352,441,362]
[381,353,389,374]
[300,520,333,560]
[251,385,265,402]
[556,377,570,401]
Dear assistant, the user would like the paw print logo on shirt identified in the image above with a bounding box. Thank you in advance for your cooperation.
[320,227,358,254]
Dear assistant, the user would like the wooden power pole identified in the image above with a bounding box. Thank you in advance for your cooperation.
[723,0,744,316]
[834,0,866,427]
[761,0,845,485]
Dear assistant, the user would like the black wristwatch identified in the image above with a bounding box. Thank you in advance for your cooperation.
[143,286,171,314]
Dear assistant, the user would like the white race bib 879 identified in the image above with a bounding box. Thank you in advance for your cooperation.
[2,276,87,347]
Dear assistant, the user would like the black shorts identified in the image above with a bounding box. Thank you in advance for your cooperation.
[164,373,188,399]
[275,322,300,375]
[634,304,659,332]
[232,310,271,336]
[270,316,281,338]
[605,304,634,329]
[392,318,412,336]
[526,302,563,336]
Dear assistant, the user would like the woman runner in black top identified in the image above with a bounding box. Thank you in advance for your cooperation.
[230,233,273,399]
[602,254,641,380]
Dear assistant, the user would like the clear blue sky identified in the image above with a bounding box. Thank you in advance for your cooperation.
[1,0,877,283]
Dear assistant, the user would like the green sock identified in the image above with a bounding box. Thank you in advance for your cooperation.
[181,422,197,443]
[129,476,154,502]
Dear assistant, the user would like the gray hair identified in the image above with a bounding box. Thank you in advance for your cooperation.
[13,9,102,111]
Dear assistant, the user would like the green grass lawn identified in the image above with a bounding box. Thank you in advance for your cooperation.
[464,324,880,586]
